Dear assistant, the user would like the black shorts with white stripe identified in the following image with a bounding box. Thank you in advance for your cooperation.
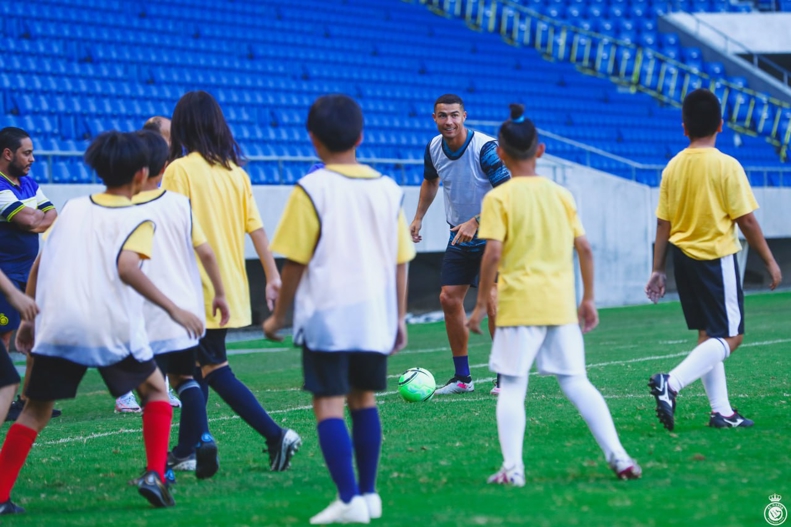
[672,245,745,338]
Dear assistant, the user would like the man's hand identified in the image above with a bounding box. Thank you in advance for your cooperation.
[392,318,407,354]
[212,295,231,327]
[263,315,285,342]
[8,290,38,322]
[578,299,599,334]
[645,271,667,304]
[450,218,478,245]
[170,308,204,339]
[410,218,423,243]
[265,278,282,311]
[766,260,782,290]
[15,320,35,355]
[466,305,486,334]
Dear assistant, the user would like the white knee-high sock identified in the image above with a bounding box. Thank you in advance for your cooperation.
[496,375,528,470]
[701,361,734,416]
[557,374,628,462]
[669,338,730,393]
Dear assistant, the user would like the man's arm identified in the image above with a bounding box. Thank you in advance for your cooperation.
[262,260,306,341]
[249,228,282,311]
[575,235,598,333]
[194,242,230,326]
[410,177,440,243]
[29,208,56,234]
[645,218,671,303]
[466,240,501,334]
[8,207,46,232]
[736,212,781,290]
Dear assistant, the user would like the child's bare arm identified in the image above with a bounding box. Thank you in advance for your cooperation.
[117,250,204,337]
[736,212,781,290]
[262,260,306,341]
[646,219,671,303]
[249,228,281,311]
[194,242,230,326]
[574,235,598,333]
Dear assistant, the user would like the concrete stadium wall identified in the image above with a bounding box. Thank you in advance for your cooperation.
[666,13,791,54]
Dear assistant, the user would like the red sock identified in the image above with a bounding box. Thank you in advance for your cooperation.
[142,400,173,482]
[0,424,38,502]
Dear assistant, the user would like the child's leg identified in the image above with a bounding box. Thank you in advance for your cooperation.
[314,395,359,503]
[136,368,172,482]
[0,384,17,424]
[496,374,529,469]
[701,362,734,416]
[348,390,380,495]
[0,399,53,501]
[556,374,629,461]
[198,330,283,444]
[170,373,210,458]
[668,333,739,393]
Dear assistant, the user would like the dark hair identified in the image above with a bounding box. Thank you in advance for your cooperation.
[142,117,164,134]
[84,131,149,187]
[135,130,169,177]
[498,104,539,160]
[0,127,30,155]
[170,91,242,169]
[682,89,722,139]
[306,94,364,153]
[433,94,464,111]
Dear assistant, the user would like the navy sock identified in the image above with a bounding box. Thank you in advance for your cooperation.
[351,407,381,494]
[318,418,359,503]
[194,366,210,405]
[205,366,283,443]
[172,380,209,458]
[453,356,471,378]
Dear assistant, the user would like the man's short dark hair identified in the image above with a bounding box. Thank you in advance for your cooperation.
[135,130,169,177]
[84,131,149,187]
[434,94,464,111]
[682,89,722,139]
[307,94,364,153]
[0,127,30,155]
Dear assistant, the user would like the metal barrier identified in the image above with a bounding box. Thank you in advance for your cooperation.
[408,0,791,160]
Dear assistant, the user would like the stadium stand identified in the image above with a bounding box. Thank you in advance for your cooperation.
[0,0,787,186]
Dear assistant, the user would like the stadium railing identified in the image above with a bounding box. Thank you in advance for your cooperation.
[32,150,791,187]
[407,0,791,161]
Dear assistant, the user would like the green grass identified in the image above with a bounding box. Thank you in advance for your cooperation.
[3,293,791,526]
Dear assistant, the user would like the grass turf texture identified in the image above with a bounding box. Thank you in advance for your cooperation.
[3,293,790,526]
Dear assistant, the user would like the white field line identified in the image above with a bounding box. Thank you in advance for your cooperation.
[32,338,791,448]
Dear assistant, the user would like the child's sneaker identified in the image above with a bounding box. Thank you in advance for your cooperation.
[648,373,676,431]
[167,450,196,472]
[608,455,642,480]
[266,428,302,471]
[167,388,181,408]
[490,379,501,396]
[310,496,370,525]
[195,433,219,479]
[136,470,175,508]
[486,465,525,487]
[0,499,24,515]
[115,392,141,413]
[708,409,754,428]
[362,493,382,520]
[435,375,474,395]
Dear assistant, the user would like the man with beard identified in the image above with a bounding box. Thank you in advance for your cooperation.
[0,127,58,421]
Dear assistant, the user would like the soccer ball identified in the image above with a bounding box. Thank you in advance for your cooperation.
[398,367,436,402]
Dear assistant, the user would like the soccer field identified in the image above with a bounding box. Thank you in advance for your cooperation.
[3,293,790,527]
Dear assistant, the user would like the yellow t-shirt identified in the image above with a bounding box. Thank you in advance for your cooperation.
[270,164,415,265]
[657,148,758,260]
[162,153,264,328]
[478,176,584,327]
[133,189,208,248]
[43,193,154,258]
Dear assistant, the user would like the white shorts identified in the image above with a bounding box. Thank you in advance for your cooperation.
[489,324,586,377]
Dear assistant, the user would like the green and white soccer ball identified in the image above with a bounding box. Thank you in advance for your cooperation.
[398,367,436,402]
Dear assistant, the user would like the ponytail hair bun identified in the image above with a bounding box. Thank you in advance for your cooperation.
[499,103,538,159]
